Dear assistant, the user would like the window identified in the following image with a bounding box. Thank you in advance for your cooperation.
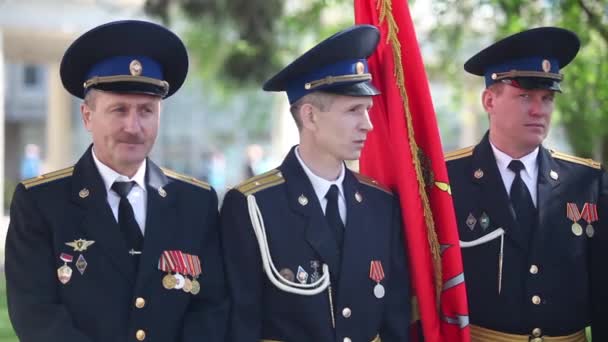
[23,65,39,88]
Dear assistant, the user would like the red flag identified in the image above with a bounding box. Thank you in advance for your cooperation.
[355,1,469,341]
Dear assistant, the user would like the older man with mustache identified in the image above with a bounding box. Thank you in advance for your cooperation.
[5,20,228,342]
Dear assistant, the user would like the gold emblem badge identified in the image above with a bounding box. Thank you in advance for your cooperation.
[79,188,90,198]
[542,59,551,73]
[129,59,143,76]
[474,169,484,179]
[355,61,365,75]
[298,194,308,206]
[158,187,167,198]
[66,239,95,252]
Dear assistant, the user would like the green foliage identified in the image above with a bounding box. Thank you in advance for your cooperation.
[429,0,608,162]
[0,276,17,342]
[145,0,350,87]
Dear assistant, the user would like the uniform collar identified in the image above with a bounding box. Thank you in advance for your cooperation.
[92,147,147,194]
[490,141,539,178]
[295,146,345,202]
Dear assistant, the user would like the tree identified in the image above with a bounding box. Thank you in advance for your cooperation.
[144,0,351,87]
[428,0,608,162]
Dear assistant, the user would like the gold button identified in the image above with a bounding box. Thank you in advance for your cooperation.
[530,265,539,274]
[532,328,542,337]
[136,329,146,341]
[343,338,352,342]
[532,295,541,305]
[342,307,352,318]
[135,297,146,309]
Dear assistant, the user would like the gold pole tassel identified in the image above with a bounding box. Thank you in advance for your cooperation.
[377,0,443,308]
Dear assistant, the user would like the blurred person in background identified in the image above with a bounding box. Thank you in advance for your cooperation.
[19,143,41,180]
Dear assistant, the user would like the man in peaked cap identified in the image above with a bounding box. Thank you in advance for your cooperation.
[446,27,608,340]
[5,20,228,342]
[220,25,410,342]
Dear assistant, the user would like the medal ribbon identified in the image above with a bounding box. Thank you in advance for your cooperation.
[186,254,196,278]
[181,253,193,278]
[194,255,202,278]
[158,251,176,273]
[171,250,186,275]
[369,260,385,283]
[581,203,599,224]
[60,253,74,263]
[566,203,582,223]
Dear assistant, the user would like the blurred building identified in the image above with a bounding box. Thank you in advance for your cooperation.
[0,0,282,210]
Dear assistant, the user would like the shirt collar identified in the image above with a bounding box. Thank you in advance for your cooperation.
[92,147,147,193]
[490,142,539,178]
[295,146,345,201]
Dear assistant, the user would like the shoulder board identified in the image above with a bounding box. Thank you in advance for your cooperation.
[354,172,392,195]
[236,169,285,196]
[445,146,474,161]
[22,166,74,189]
[550,150,602,170]
[161,168,211,190]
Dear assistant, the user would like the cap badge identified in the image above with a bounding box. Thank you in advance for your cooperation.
[356,62,365,75]
[542,59,551,73]
[130,59,143,76]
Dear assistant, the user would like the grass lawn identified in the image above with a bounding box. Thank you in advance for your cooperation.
[0,276,16,342]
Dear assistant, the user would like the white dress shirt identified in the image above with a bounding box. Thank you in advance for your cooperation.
[92,149,148,234]
[295,147,347,225]
[490,142,539,207]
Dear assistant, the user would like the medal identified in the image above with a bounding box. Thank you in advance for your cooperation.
[183,277,193,293]
[466,213,477,231]
[75,254,88,275]
[310,260,321,283]
[479,212,490,230]
[191,279,201,295]
[373,284,385,299]
[572,223,583,236]
[297,266,309,284]
[586,225,595,238]
[162,273,176,289]
[566,203,583,236]
[159,251,177,289]
[581,203,599,238]
[369,260,385,299]
[174,273,185,290]
[57,253,74,284]
[190,254,203,295]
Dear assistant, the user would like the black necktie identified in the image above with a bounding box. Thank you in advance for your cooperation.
[508,160,536,231]
[111,181,144,255]
[325,185,345,249]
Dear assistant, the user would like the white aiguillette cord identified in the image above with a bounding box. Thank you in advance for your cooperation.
[246,194,331,295]
[247,194,337,327]
[460,228,505,294]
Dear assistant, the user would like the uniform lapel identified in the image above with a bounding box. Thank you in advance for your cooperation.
[280,147,341,277]
[137,160,177,286]
[341,168,367,255]
[471,135,528,251]
[536,147,561,232]
[69,146,136,284]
